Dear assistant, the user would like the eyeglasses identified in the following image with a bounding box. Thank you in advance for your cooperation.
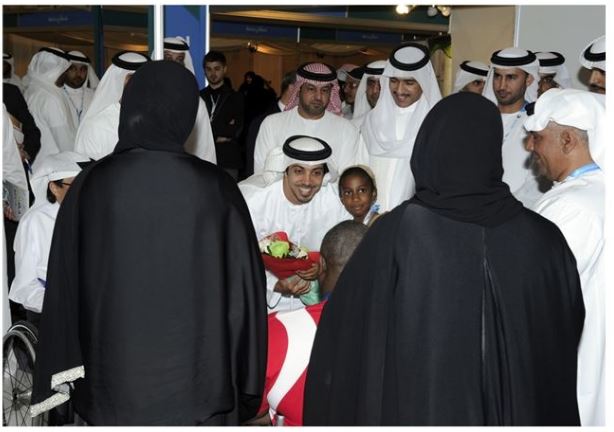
[344,82,359,89]
[60,182,73,188]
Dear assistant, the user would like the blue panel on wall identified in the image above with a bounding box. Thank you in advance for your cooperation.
[164,5,207,88]
[212,21,297,40]
[18,11,93,27]
[336,29,402,44]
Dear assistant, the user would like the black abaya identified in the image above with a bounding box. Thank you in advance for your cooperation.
[30,61,267,425]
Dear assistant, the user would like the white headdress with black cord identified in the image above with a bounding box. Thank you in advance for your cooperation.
[483,47,539,105]
[524,88,605,170]
[353,60,386,120]
[579,35,605,71]
[259,135,338,187]
[361,42,442,158]
[535,51,572,89]
[163,36,194,75]
[66,50,100,89]
[453,60,489,93]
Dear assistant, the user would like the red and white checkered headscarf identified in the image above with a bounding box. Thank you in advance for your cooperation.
[284,62,342,115]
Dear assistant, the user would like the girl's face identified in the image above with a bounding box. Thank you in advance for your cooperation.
[340,174,376,221]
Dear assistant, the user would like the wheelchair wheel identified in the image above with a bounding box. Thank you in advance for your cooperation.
[3,320,48,426]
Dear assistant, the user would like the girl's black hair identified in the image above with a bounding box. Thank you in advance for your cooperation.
[339,166,376,195]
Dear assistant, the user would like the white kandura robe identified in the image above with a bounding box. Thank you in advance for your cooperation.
[500,110,545,208]
[183,98,217,164]
[8,202,59,313]
[63,85,94,127]
[254,107,366,175]
[24,86,77,170]
[75,99,216,164]
[74,101,120,160]
[532,170,604,426]
[364,102,417,212]
[239,179,350,313]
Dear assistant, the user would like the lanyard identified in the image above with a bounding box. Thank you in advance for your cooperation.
[64,86,84,122]
[568,162,600,179]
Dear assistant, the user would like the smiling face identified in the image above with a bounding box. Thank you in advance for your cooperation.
[389,77,423,108]
[525,125,566,181]
[282,163,326,204]
[339,172,377,222]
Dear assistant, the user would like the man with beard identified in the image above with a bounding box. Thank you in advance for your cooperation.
[525,88,605,426]
[252,62,364,177]
[360,42,442,211]
[200,50,244,179]
[482,47,545,208]
[303,92,584,426]
[579,35,605,95]
[240,136,350,313]
[535,52,572,97]
[23,48,76,170]
[61,51,96,126]
[340,66,363,120]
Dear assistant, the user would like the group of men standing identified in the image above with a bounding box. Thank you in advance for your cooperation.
[2,31,606,427]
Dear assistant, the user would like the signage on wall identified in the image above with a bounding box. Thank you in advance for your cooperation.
[18,11,93,27]
[336,29,403,44]
[211,21,298,40]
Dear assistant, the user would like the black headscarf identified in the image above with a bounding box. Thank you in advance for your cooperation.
[409,92,523,227]
[115,60,199,154]
[31,61,267,425]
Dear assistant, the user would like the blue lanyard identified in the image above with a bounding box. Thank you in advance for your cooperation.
[568,163,600,179]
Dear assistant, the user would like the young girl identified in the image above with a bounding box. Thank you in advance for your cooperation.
[339,165,381,226]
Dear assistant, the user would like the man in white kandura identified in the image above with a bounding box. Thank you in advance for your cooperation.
[253,62,364,176]
[240,135,350,313]
[23,48,76,170]
[163,36,216,163]
[74,51,150,160]
[361,42,442,211]
[525,88,605,427]
[482,47,544,208]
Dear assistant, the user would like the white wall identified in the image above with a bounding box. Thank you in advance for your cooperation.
[515,5,605,90]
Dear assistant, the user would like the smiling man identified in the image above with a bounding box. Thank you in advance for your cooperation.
[525,88,605,426]
[240,135,350,313]
[360,42,442,211]
[482,47,545,208]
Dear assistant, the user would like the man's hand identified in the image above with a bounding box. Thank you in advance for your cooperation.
[295,262,320,281]
[274,276,311,296]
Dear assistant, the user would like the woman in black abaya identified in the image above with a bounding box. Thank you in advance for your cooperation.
[303,92,584,426]
[30,61,267,425]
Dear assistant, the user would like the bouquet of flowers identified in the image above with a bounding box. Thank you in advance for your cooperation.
[258,231,320,280]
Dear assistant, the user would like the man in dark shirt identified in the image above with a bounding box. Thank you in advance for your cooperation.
[200,50,244,180]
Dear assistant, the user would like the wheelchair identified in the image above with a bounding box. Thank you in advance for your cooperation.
[3,320,48,426]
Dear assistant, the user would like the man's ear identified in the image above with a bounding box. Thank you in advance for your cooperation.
[319,255,327,274]
[560,129,576,155]
[526,73,535,87]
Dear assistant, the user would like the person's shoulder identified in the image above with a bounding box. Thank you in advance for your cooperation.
[3,82,21,98]
[535,174,604,218]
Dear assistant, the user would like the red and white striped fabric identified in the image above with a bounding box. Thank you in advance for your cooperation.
[258,301,326,426]
[284,63,342,116]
